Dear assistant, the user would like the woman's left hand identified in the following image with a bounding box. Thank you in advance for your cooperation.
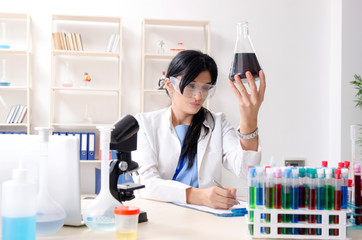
[228,70,266,134]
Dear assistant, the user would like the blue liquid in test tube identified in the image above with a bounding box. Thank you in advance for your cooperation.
[291,168,299,235]
[316,168,325,236]
[341,168,348,209]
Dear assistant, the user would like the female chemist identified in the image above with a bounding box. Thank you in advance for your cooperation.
[133,50,266,209]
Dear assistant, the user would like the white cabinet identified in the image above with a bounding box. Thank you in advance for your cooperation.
[140,19,210,112]
[0,13,32,134]
[50,15,122,129]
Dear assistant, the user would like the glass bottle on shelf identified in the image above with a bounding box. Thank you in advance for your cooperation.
[229,22,262,83]
[0,22,10,49]
[158,71,166,90]
[82,104,93,124]
[157,40,165,55]
[0,59,10,86]
[61,61,73,87]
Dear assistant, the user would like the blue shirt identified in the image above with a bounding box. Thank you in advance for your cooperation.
[172,125,199,188]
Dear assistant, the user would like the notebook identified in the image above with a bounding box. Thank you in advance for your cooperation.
[172,199,248,217]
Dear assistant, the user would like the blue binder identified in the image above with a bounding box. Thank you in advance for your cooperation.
[95,168,101,194]
[87,133,95,160]
[80,133,88,160]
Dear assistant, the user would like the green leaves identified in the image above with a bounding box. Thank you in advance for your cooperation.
[351,74,362,109]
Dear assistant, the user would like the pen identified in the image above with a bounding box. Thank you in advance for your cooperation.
[213,179,226,190]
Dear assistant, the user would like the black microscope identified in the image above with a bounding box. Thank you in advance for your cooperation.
[108,115,148,223]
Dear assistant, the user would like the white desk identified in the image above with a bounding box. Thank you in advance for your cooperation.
[4,198,362,240]
[37,198,250,240]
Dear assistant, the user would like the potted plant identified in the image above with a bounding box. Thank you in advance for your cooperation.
[351,74,362,166]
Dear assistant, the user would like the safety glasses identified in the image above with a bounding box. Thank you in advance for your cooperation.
[170,76,216,100]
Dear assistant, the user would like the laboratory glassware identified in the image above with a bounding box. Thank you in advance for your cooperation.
[248,167,256,236]
[0,22,10,49]
[0,59,10,86]
[82,125,121,232]
[61,61,73,87]
[35,127,66,235]
[229,22,261,83]
[2,168,36,240]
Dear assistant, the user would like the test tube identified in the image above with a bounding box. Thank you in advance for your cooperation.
[338,162,344,170]
[255,166,264,234]
[322,161,328,168]
[264,168,273,234]
[316,168,325,235]
[355,164,362,225]
[308,169,316,235]
[248,168,256,235]
[298,168,306,234]
[282,168,292,234]
[291,168,299,235]
[274,168,282,234]
[274,168,282,210]
[324,168,334,236]
[334,169,342,236]
[255,167,264,208]
[341,168,348,210]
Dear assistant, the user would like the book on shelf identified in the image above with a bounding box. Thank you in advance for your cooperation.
[52,32,83,51]
[5,105,16,123]
[5,104,27,124]
[106,34,119,52]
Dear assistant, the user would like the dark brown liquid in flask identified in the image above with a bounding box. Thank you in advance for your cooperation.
[229,53,261,81]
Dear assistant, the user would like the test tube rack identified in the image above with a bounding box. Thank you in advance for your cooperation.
[348,202,362,226]
[247,208,351,239]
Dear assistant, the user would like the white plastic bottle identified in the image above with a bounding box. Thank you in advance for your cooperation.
[1,168,37,240]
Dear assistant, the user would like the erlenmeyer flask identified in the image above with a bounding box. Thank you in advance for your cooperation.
[35,127,66,235]
[229,22,262,83]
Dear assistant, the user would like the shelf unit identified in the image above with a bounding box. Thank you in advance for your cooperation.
[0,13,32,134]
[50,15,122,194]
[140,19,210,112]
[49,15,122,132]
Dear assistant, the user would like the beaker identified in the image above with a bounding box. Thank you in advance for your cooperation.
[229,22,262,83]
[82,125,121,233]
[0,59,10,86]
[35,127,66,235]
[351,125,362,179]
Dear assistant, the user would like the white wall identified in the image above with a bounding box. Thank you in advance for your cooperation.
[2,0,361,193]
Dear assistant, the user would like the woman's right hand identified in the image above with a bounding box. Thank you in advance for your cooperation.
[186,186,239,209]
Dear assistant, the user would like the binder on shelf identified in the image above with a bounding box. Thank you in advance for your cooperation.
[87,132,95,160]
[95,168,101,194]
[80,133,88,160]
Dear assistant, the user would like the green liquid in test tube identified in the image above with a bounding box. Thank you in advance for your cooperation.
[265,168,274,234]
[248,168,256,236]
[325,168,334,236]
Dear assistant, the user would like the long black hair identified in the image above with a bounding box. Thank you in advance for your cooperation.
[166,50,218,168]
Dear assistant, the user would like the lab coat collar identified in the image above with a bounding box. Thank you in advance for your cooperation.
[165,106,213,131]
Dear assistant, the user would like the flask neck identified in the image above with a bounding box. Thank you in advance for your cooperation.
[236,22,249,40]
[234,22,255,54]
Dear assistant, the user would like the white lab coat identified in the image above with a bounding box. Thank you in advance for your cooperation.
[133,106,261,204]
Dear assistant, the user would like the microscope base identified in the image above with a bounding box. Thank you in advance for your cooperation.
[138,210,148,223]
